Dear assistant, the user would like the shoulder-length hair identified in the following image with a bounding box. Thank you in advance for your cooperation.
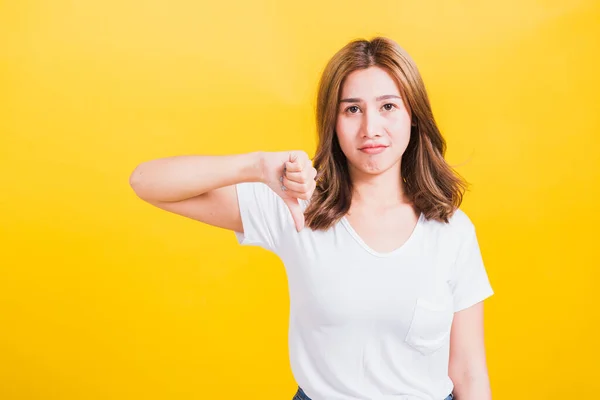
[304,37,468,230]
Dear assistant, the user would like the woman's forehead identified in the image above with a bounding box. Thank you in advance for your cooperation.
[340,67,401,99]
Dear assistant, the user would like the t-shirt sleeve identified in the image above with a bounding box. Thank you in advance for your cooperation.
[233,181,294,253]
[450,226,494,312]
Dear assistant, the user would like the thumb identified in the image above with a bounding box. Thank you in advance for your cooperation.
[283,197,304,232]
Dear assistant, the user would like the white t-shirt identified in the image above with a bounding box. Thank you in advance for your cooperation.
[234,182,494,400]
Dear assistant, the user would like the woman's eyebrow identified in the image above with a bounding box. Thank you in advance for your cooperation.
[339,94,402,103]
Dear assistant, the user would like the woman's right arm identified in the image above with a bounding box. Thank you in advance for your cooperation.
[128,150,317,233]
[128,152,265,233]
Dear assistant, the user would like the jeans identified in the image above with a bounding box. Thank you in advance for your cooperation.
[292,387,454,400]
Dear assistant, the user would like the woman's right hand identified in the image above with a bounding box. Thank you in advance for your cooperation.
[260,150,317,232]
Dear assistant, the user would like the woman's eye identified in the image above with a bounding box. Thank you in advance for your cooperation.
[344,104,395,113]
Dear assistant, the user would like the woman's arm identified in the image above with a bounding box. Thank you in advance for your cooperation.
[128,150,316,232]
[448,301,492,400]
[129,152,264,232]
[129,152,265,203]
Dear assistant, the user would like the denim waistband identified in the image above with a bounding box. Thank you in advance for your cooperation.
[293,387,454,400]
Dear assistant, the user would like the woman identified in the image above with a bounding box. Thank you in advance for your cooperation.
[130,37,494,400]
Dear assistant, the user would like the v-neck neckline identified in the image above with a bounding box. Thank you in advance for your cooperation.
[340,211,425,258]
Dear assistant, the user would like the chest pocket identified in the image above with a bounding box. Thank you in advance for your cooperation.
[405,296,454,355]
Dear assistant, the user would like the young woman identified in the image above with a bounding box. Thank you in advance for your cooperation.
[130,37,494,400]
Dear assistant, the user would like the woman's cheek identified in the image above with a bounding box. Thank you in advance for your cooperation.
[336,122,352,144]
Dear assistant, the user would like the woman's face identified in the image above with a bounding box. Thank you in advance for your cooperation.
[335,66,412,177]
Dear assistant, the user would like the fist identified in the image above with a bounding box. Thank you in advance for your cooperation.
[260,150,317,231]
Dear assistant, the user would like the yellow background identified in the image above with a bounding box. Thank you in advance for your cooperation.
[1,0,599,399]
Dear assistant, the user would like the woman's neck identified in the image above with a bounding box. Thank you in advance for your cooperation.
[348,165,410,210]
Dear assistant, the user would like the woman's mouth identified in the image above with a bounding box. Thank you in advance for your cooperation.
[359,145,388,154]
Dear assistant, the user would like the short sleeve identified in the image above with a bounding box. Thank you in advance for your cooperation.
[450,227,494,312]
[233,181,293,253]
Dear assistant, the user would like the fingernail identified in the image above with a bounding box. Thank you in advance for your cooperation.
[279,176,283,182]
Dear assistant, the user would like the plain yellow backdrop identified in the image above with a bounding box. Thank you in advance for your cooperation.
[1,1,599,399]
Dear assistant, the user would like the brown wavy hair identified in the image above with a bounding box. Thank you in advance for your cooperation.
[304,37,469,230]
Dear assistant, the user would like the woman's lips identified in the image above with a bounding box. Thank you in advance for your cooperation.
[359,145,388,154]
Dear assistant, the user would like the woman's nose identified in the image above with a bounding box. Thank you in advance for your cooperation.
[362,110,382,138]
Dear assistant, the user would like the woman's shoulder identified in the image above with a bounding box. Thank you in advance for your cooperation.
[447,208,475,230]
[422,207,476,239]
[417,208,479,257]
